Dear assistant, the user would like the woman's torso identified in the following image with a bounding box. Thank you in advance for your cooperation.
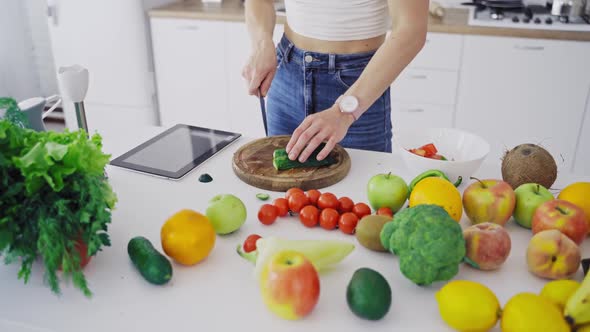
[283,0,390,54]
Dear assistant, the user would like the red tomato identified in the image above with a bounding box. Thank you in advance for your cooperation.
[352,203,372,219]
[258,204,279,225]
[285,188,304,200]
[338,197,354,214]
[339,212,359,235]
[243,234,262,253]
[318,193,340,210]
[419,143,438,157]
[299,205,320,227]
[288,192,309,213]
[306,189,321,206]
[376,207,393,218]
[319,208,339,230]
[273,198,289,217]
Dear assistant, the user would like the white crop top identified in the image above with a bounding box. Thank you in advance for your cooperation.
[283,0,391,41]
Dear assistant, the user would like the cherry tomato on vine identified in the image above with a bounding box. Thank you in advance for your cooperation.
[288,192,309,213]
[339,212,359,235]
[273,198,289,217]
[318,193,339,210]
[319,208,339,230]
[299,205,319,227]
[258,204,278,225]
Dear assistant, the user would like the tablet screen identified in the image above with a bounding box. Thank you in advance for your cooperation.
[109,124,241,179]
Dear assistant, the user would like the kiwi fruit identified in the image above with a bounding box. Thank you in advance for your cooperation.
[501,143,557,190]
[356,215,392,252]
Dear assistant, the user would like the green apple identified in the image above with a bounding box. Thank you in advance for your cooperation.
[513,183,554,228]
[206,194,247,235]
[367,172,409,213]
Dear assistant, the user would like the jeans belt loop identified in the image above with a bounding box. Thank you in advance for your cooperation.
[283,42,294,64]
[328,54,336,74]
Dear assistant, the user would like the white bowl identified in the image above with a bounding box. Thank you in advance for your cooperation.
[394,127,490,184]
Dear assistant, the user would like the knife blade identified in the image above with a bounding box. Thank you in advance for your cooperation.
[258,88,268,137]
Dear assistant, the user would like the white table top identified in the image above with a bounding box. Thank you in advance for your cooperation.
[2,123,589,332]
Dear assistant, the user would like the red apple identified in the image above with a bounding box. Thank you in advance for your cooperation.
[532,199,589,245]
[463,222,512,270]
[259,250,320,320]
[462,178,516,226]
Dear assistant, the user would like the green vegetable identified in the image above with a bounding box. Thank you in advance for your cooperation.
[0,109,117,297]
[346,267,392,320]
[198,173,213,183]
[128,236,172,285]
[408,169,462,192]
[380,205,465,286]
[256,193,270,201]
[272,144,336,171]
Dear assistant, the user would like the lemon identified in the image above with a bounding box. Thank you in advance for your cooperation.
[435,280,500,332]
[558,182,590,232]
[501,293,570,332]
[409,177,463,222]
[540,279,581,311]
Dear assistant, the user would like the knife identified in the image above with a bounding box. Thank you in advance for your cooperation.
[258,88,268,137]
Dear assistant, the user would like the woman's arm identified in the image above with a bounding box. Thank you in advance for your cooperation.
[286,0,429,162]
[243,0,278,96]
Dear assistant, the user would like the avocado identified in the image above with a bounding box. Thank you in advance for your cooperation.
[346,267,392,320]
[355,215,392,252]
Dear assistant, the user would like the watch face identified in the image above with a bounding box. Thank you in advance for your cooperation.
[340,95,358,113]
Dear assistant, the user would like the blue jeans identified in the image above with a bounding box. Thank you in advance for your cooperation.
[266,34,392,153]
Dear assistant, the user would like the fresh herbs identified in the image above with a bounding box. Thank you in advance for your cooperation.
[0,110,117,297]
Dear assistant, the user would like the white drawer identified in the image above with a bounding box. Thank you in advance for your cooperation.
[391,69,458,105]
[391,102,455,133]
[410,33,463,70]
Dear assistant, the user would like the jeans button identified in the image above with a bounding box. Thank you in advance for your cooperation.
[304,55,313,63]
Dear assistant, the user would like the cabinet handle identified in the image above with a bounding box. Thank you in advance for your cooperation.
[177,25,200,30]
[401,108,425,113]
[514,45,545,51]
[409,74,428,80]
[47,0,58,26]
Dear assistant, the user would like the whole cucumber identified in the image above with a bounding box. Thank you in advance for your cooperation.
[128,236,172,285]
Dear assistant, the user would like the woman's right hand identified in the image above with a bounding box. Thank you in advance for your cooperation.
[241,39,278,97]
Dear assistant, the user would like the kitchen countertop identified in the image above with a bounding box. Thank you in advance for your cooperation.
[1,122,589,332]
[148,0,590,42]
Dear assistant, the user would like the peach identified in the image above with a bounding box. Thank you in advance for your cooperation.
[526,230,581,280]
[532,199,588,245]
[463,222,512,270]
[259,250,320,320]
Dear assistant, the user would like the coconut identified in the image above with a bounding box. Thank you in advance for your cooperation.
[501,143,557,190]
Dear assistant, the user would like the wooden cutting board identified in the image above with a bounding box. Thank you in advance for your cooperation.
[232,136,351,192]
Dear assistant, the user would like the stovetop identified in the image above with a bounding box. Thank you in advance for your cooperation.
[465,2,590,31]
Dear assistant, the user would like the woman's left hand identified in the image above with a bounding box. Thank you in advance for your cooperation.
[286,105,355,163]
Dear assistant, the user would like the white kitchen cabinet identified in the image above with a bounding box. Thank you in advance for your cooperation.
[573,95,590,175]
[225,22,284,138]
[151,18,229,130]
[391,102,454,133]
[409,32,463,71]
[455,35,590,171]
[390,69,459,105]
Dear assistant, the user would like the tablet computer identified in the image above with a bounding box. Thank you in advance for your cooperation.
[109,124,241,180]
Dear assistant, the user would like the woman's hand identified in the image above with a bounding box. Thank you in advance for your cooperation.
[242,39,277,97]
[286,105,355,163]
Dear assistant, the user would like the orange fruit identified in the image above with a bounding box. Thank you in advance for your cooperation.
[557,182,590,233]
[161,209,216,265]
[409,177,463,222]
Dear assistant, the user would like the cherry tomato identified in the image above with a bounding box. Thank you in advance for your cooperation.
[285,188,304,200]
[258,204,279,225]
[318,192,340,210]
[319,208,339,230]
[352,203,372,219]
[376,207,394,218]
[339,212,359,235]
[273,198,289,217]
[306,189,321,206]
[338,197,354,214]
[299,205,320,227]
[288,192,309,213]
[243,234,262,253]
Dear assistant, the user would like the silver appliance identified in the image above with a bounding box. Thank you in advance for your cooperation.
[551,0,587,21]
[463,0,590,31]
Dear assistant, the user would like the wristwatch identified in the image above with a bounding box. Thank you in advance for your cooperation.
[335,95,362,121]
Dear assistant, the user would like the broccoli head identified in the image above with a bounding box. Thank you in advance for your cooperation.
[379,204,466,286]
